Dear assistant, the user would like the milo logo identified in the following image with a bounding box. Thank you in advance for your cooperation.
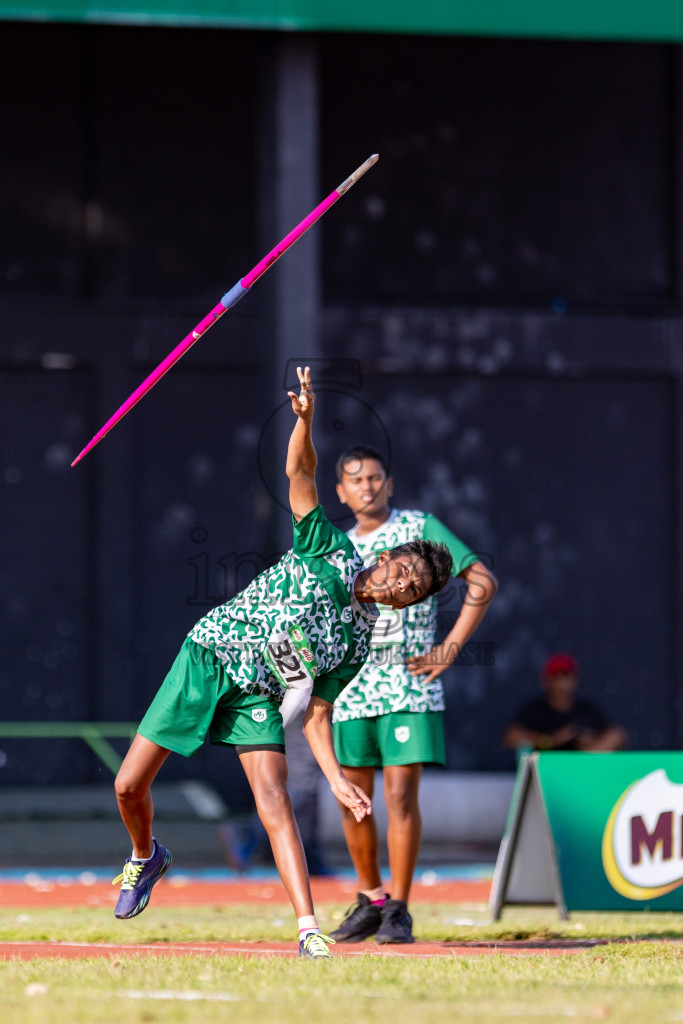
[300,647,314,663]
[602,769,683,899]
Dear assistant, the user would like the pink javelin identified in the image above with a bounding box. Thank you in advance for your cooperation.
[71,154,379,467]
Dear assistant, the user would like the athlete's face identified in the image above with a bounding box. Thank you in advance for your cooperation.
[365,551,432,609]
[336,457,393,518]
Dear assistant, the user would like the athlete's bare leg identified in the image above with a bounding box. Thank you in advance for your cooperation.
[383,763,423,903]
[114,733,171,859]
[239,749,315,918]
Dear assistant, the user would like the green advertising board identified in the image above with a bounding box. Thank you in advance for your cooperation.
[490,752,683,917]
[3,1,683,43]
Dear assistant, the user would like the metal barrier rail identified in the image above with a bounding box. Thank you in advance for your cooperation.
[0,723,137,774]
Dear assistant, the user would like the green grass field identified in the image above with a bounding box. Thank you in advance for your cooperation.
[2,902,683,1024]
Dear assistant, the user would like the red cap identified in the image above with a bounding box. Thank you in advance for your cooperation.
[543,653,579,677]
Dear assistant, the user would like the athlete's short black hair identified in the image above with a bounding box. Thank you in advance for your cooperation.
[388,539,453,603]
[335,445,388,483]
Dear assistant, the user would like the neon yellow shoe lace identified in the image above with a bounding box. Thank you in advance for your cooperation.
[112,860,144,891]
[302,932,335,958]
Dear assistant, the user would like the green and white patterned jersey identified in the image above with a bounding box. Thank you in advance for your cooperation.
[331,509,477,722]
[189,504,378,706]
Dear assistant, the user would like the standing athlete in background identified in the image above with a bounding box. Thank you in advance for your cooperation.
[329,446,498,944]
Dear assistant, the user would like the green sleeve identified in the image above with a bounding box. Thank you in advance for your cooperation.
[422,515,478,577]
[312,663,362,705]
[292,504,355,560]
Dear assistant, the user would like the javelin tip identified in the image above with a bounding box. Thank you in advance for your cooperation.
[336,153,379,196]
[71,437,99,466]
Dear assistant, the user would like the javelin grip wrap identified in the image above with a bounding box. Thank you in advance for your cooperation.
[221,281,251,309]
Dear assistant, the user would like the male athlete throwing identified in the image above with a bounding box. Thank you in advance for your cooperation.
[112,368,453,958]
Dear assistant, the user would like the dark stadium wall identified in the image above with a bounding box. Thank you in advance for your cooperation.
[1,22,682,804]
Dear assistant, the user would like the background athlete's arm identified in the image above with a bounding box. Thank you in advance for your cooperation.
[407,560,498,683]
[286,365,318,522]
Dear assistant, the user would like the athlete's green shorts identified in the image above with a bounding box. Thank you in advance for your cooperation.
[332,710,445,768]
[139,638,285,756]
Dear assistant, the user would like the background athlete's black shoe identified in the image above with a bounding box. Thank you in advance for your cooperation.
[375,898,415,943]
[329,893,382,942]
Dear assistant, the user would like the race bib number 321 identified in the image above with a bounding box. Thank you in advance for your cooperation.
[264,627,318,690]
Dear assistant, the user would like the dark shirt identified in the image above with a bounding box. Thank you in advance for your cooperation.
[512,697,608,750]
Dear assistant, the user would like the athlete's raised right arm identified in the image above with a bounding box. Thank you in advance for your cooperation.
[286,365,318,522]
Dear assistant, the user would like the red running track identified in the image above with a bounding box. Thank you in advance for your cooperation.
[0,873,596,958]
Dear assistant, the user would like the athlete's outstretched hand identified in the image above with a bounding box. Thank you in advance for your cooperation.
[330,774,372,823]
[303,697,372,821]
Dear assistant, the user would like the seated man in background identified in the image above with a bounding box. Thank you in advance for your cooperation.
[503,652,627,753]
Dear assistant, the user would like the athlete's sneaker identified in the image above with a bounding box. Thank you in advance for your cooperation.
[375,898,415,944]
[329,892,382,942]
[298,932,335,959]
[112,839,172,919]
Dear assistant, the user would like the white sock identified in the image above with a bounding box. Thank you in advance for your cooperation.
[298,915,319,938]
[132,841,155,863]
